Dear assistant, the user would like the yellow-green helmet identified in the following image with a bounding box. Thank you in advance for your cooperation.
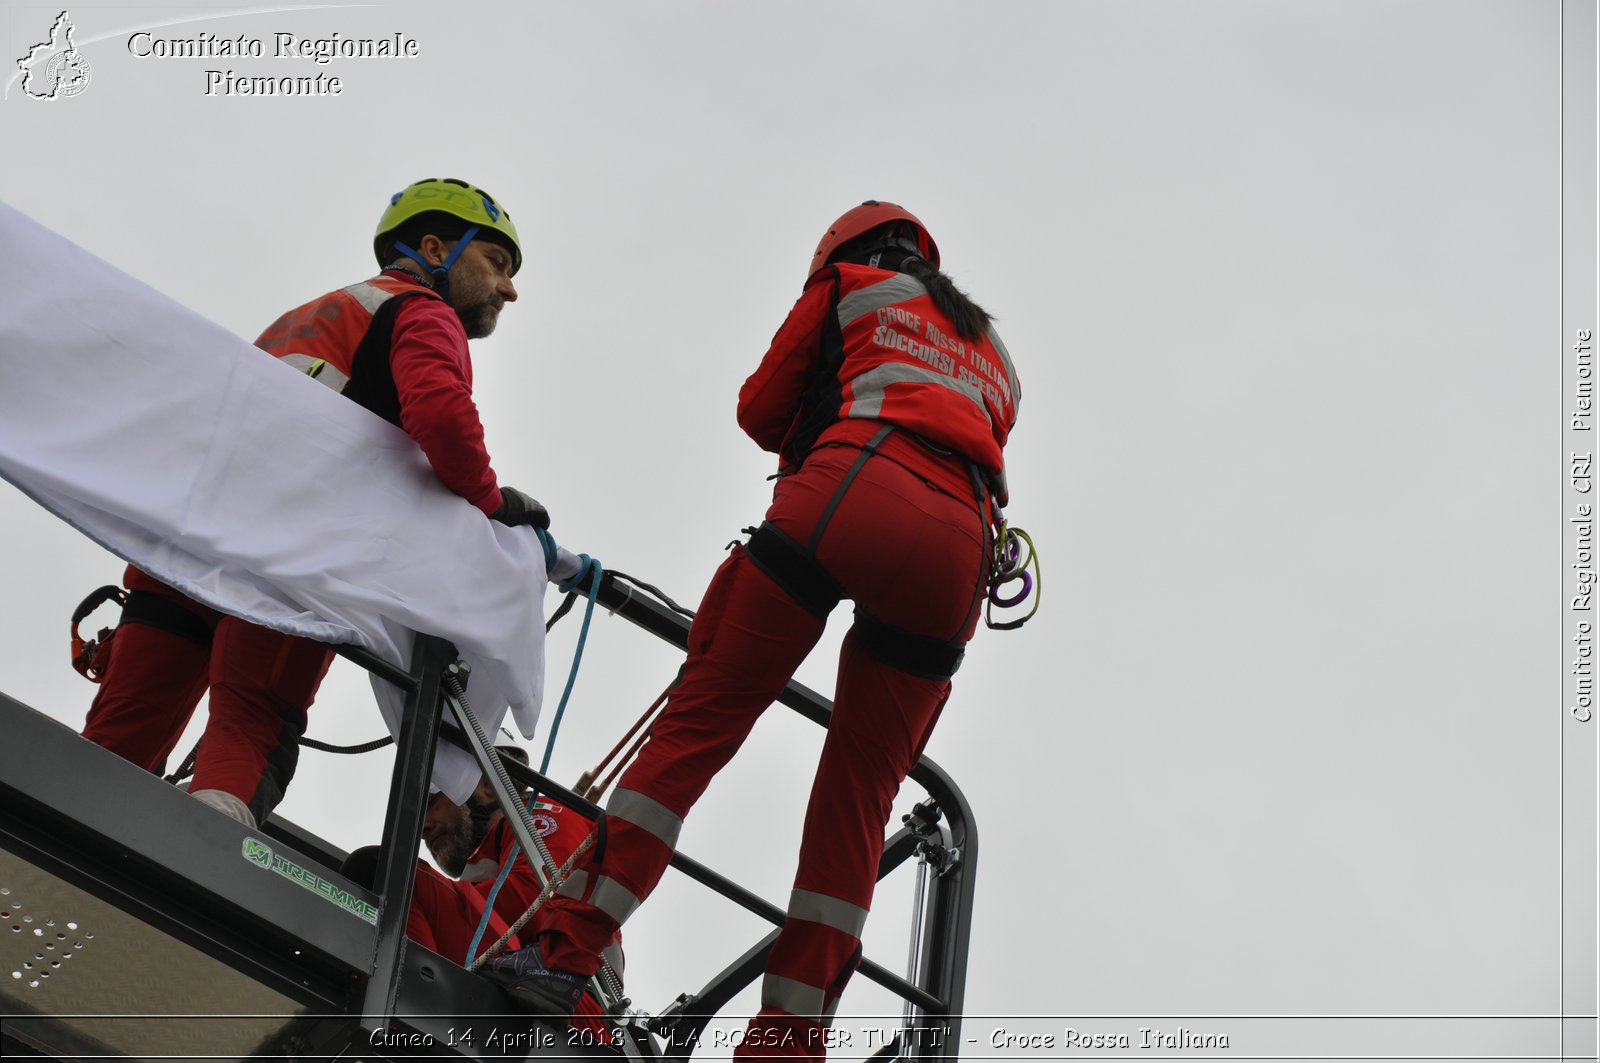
[374,178,522,275]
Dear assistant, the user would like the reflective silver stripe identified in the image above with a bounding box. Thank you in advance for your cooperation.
[601,942,626,978]
[836,274,928,329]
[986,325,1021,406]
[589,875,643,926]
[342,280,396,314]
[555,868,590,900]
[278,353,349,393]
[761,973,826,1021]
[787,889,868,939]
[847,362,990,422]
[606,788,684,850]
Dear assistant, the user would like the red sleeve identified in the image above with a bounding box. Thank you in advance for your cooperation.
[736,276,837,453]
[388,297,503,515]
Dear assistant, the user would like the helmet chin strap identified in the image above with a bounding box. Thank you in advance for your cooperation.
[392,224,480,300]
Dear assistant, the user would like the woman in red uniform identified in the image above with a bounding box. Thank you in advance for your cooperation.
[492,202,1020,1059]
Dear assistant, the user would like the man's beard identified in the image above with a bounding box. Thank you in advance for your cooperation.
[447,266,503,339]
[426,806,490,877]
[454,299,502,339]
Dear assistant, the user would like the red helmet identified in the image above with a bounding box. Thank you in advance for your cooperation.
[808,200,939,280]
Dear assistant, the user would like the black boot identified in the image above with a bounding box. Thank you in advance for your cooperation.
[483,942,587,1019]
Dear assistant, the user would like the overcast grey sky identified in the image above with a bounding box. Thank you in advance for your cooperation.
[0,1,1592,1059]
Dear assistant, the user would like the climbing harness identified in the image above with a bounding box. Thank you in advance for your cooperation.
[744,424,999,679]
[985,522,1041,631]
[71,583,217,683]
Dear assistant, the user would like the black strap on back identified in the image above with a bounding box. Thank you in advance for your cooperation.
[806,424,894,554]
[121,590,215,647]
[851,608,966,680]
[783,270,849,468]
[342,290,436,428]
[741,426,892,620]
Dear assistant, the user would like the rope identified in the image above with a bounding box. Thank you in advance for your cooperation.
[300,734,393,754]
[541,558,603,772]
[464,559,604,967]
[443,672,614,991]
[608,569,695,619]
[163,730,393,784]
[467,829,596,970]
[578,678,674,801]
[545,590,578,631]
[453,579,624,1007]
[466,797,526,964]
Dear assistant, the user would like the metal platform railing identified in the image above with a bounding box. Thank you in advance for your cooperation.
[0,569,977,1062]
[335,571,979,1060]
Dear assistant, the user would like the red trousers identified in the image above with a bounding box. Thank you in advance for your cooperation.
[80,565,334,825]
[537,429,988,1059]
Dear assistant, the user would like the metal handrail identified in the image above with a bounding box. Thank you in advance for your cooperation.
[342,570,979,1061]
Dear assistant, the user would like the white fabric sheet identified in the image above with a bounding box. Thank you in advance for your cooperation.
[0,199,574,803]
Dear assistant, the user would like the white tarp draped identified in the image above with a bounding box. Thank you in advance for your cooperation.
[0,199,569,803]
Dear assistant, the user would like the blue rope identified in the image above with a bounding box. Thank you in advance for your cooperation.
[542,556,601,772]
[534,528,558,574]
[466,808,522,965]
[464,554,603,966]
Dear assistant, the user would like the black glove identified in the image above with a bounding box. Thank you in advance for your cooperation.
[492,486,550,529]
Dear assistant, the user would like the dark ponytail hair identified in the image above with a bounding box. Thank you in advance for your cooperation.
[900,256,992,343]
[830,224,994,342]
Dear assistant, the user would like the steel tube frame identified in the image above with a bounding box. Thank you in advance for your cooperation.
[357,633,454,1032]
[330,574,979,1061]
[579,578,980,1060]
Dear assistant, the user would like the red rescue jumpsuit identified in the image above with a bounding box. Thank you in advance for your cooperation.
[535,263,1019,1058]
[410,802,620,1036]
[81,270,508,825]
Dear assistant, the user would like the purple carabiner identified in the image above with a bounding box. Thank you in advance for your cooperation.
[989,571,1033,608]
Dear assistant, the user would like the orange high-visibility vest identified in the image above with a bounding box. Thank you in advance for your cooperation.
[254,271,443,426]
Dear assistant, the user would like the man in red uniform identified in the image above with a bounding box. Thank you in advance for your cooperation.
[81,178,551,828]
[401,746,620,1035]
[407,747,604,963]
[490,202,1020,1060]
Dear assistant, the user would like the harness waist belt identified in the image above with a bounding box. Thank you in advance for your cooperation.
[121,589,215,647]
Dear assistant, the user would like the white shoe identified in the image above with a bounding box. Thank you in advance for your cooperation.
[190,788,257,829]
